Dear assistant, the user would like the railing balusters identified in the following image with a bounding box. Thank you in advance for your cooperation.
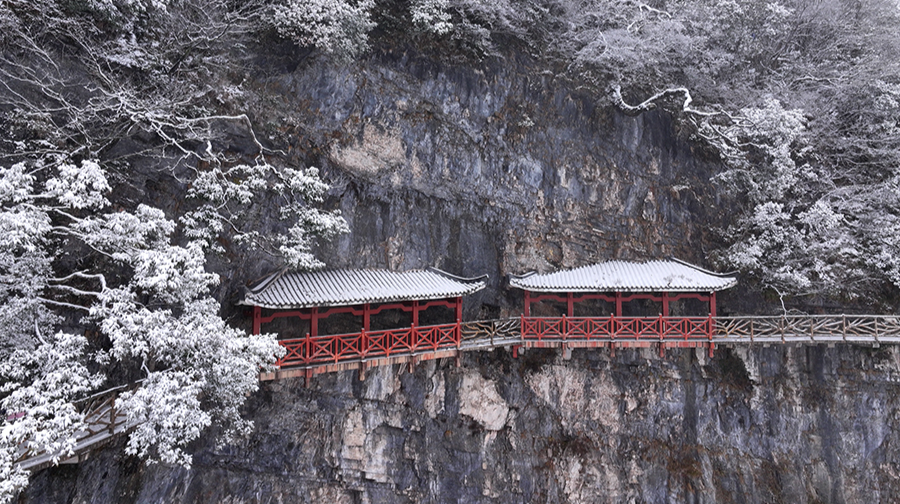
[269,315,900,376]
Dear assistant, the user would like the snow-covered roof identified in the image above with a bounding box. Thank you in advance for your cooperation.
[509,259,737,293]
[239,267,488,309]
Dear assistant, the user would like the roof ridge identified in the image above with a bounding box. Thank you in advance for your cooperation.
[667,257,740,278]
[508,258,737,293]
[248,268,288,294]
[427,266,489,283]
[240,266,488,309]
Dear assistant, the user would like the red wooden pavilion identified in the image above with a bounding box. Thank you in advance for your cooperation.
[509,259,737,356]
[240,267,487,381]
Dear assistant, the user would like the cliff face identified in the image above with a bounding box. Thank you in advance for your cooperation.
[20,44,896,504]
[236,45,728,315]
[24,345,900,503]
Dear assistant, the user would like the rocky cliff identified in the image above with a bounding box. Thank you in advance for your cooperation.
[19,42,895,504]
[24,344,900,503]
[230,42,730,316]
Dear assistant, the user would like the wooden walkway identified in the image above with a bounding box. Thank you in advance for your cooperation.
[12,314,900,473]
[12,382,139,473]
[264,314,900,381]
[715,315,900,344]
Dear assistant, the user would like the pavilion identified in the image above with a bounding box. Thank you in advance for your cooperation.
[509,258,737,356]
[240,267,488,381]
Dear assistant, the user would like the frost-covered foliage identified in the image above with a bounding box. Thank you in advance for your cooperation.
[0,1,345,501]
[0,152,337,497]
[183,164,347,270]
[1,331,103,504]
[269,0,376,59]
[411,0,453,35]
[557,0,900,300]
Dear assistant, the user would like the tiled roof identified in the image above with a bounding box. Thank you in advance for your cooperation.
[240,267,488,309]
[509,259,737,293]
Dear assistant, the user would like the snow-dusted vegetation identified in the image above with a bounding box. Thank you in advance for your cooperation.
[1,0,900,500]
[264,0,900,297]
[0,1,347,500]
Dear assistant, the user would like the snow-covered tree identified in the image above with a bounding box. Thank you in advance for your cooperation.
[0,1,347,501]
[576,0,900,301]
[269,0,377,59]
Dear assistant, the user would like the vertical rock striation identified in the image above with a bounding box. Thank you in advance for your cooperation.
[24,345,900,503]
[240,46,728,314]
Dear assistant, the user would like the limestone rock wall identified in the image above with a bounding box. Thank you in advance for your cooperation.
[25,345,900,503]
[235,46,729,317]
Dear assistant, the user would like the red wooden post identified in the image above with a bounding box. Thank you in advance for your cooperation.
[253,306,261,335]
[412,300,419,327]
[524,290,531,317]
[710,291,717,317]
[455,296,462,346]
[360,326,368,358]
[363,303,371,331]
[662,292,669,317]
[614,291,622,343]
[304,332,311,365]
[311,307,319,337]
[567,292,574,317]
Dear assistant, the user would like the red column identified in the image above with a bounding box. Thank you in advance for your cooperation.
[615,291,622,317]
[311,307,319,337]
[524,291,531,317]
[455,296,462,346]
[710,292,717,317]
[253,306,261,335]
[362,303,370,358]
[566,292,574,317]
[662,292,670,317]
[412,300,419,326]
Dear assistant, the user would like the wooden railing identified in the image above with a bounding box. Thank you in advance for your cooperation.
[460,318,521,348]
[273,314,900,373]
[521,315,714,344]
[519,314,900,345]
[277,323,462,368]
[13,381,140,473]
[714,315,900,344]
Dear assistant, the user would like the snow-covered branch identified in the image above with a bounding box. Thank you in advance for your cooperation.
[611,85,722,118]
[0,2,343,500]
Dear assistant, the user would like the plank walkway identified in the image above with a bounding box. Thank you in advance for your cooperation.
[11,382,139,473]
[12,314,900,472]
[264,315,900,380]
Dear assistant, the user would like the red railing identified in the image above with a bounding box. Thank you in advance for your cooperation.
[521,315,714,343]
[276,323,461,368]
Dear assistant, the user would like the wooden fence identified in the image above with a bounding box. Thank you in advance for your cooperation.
[13,382,140,473]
